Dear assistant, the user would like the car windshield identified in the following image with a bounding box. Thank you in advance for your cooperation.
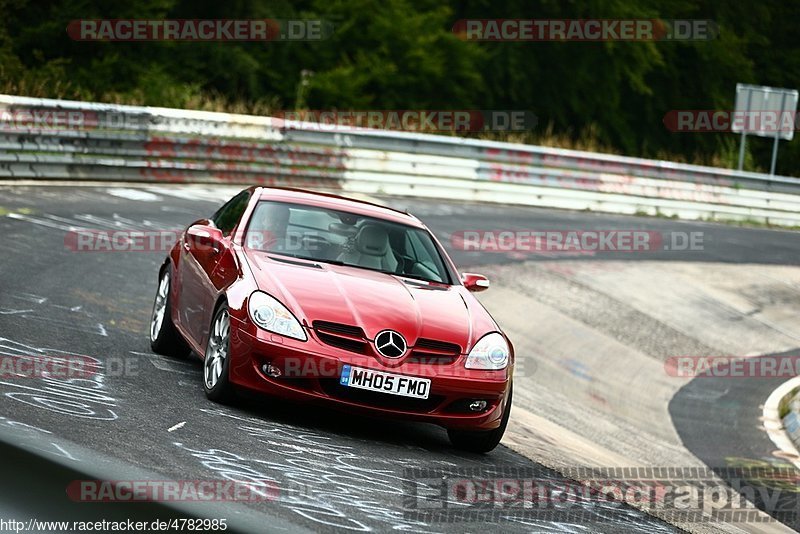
[244,200,452,284]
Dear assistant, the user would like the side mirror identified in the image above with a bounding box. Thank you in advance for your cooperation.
[186,225,224,254]
[462,272,490,292]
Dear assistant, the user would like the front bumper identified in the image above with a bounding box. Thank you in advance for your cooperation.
[228,317,512,431]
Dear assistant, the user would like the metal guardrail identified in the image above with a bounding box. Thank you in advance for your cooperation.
[3,94,800,226]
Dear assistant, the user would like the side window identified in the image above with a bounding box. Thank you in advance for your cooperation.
[211,191,250,236]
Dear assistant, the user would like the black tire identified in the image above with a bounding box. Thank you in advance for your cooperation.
[150,267,190,357]
[448,386,512,453]
[203,303,237,404]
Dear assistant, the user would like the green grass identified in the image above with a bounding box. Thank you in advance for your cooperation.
[779,387,800,420]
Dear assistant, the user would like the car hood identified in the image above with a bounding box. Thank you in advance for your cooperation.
[244,252,497,352]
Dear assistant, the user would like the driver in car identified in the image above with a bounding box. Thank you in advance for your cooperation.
[337,224,399,272]
[247,203,291,251]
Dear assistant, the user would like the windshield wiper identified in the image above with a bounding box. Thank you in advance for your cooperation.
[311,258,347,267]
[385,271,443,285]
[265,251,321,264]
[344,263,444,284]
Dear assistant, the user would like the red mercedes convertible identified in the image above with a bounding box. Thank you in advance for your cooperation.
[150,187,513,452]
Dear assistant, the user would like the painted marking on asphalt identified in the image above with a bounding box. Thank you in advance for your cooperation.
[51,304,85,313]
[43,213,92,226]
[0,338,118,421]
[559,358,593,381]
[107,188,161,202]
[16,314,108,336]
[112,213,150,227]
[146,186,240,203]
[48,442,80,462]
[167,421,186,432]
[10,293,47,304]
[137,352,195,375]
[0,418,79,460]
[3,296,107,336]
[74,213,141,229]
[6,213,82,231]
[0,415,52,434]
[0,308,33,315]
[179,410,460,531]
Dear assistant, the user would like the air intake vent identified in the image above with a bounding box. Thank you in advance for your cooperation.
[409,338,461,364]
[414,339,461,354]
[313,321,368,354]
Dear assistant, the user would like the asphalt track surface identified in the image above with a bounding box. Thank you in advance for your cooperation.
[670,349,800,531]
[0,184,798,533]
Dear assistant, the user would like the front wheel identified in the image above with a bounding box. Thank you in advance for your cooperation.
[150,268,189,357]
[203,304,236,404]
[448,386,512,453]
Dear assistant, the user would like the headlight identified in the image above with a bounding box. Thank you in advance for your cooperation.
[465,332,509,370]
[247,291,307,341]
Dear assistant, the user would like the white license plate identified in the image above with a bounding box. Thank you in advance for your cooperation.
[340,365,430,399]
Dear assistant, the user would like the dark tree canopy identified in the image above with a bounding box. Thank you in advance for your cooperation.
[1,0,797,174]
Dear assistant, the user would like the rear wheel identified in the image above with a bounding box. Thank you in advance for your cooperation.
[150,268,189,357]
[203,304,236,404]
[448,386,512,453]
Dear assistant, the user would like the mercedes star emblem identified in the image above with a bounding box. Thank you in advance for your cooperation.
[374,330,407,358]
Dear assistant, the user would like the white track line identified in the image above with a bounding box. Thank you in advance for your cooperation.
[167,422,186,433]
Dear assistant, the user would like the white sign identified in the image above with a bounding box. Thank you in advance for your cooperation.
[733,84,798,141]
